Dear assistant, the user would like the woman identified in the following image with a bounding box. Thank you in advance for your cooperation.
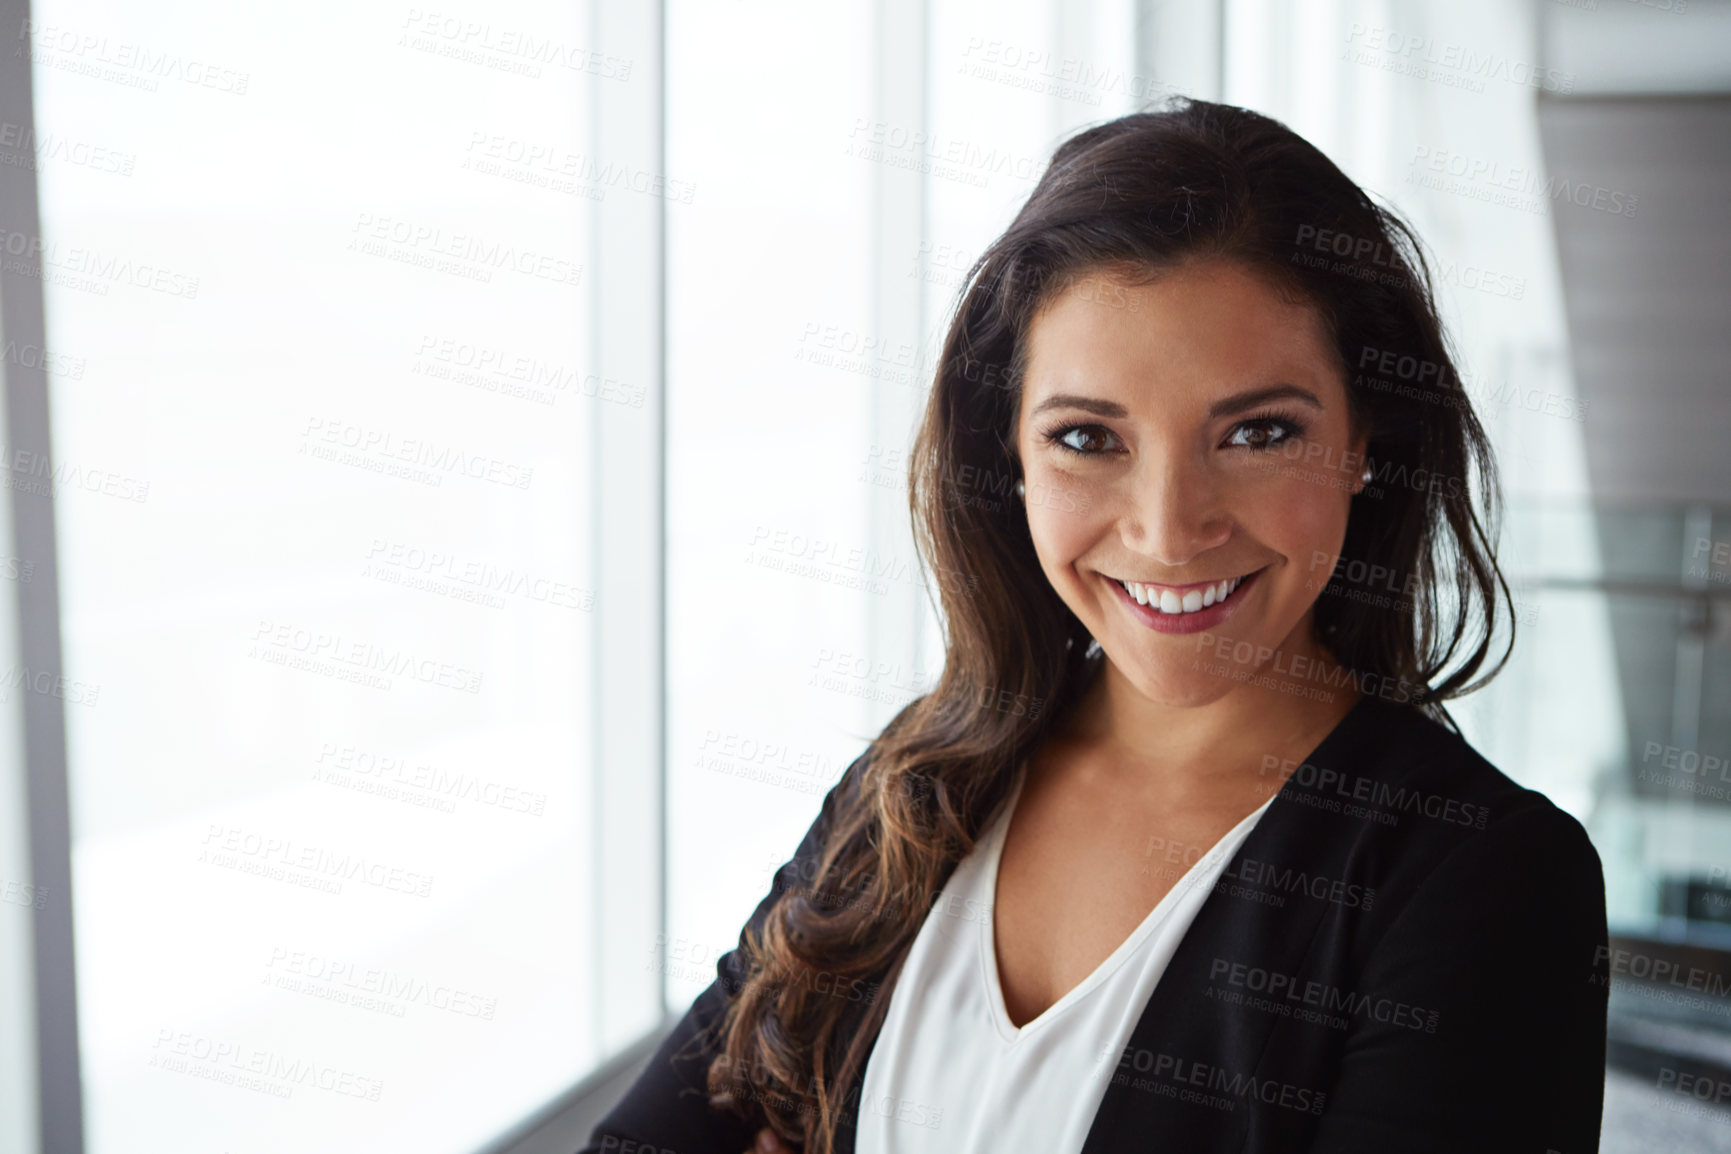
[582,98,1608,1154]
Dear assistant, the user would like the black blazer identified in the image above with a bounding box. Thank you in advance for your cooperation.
[580,694,1610,1154]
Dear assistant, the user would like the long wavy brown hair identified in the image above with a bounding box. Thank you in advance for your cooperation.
[704,96,1515,1152]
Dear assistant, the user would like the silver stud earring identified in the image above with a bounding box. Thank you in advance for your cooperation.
[1360,466,1372,484]
[1015,479,1026,499]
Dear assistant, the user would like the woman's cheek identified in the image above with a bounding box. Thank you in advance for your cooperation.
[1261,480,1352,603]
[1263,454,1352,531]
[1027,475,1108,565]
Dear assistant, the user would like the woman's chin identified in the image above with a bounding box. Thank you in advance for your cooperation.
[1115,661,1242,709]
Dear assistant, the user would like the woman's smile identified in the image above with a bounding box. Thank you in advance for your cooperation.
[1102,566,1264,635]
[1108,569,1259,613]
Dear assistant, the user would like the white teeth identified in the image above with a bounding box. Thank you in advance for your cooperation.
[1118,573,1251,615]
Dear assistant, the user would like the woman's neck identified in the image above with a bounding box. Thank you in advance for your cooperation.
[1063,629,1364,800]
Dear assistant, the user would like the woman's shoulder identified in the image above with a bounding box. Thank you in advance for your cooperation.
[1346,693,1583,817]
[1320,693,1604,900]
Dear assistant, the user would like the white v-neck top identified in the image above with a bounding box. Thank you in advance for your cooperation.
[854,767,1277,1154]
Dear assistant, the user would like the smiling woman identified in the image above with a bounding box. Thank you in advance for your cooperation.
[582,98,1608,1154]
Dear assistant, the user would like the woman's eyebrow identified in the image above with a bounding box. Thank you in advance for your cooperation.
[1027,394,1129,419]
[1027,384,1323,422]
[1207,383,1323,418]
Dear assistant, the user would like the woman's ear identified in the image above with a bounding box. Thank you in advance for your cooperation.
[1348,428,1371,494]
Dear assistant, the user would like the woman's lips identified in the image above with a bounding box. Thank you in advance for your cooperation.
[1105,567,1263,635]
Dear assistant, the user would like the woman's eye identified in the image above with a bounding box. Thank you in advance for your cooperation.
[1052,425,1120,454]
[1225,417,1300,450]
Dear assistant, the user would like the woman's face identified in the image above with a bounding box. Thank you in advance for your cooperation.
[1012,259,1366,708]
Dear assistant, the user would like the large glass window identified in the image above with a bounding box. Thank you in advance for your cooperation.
[29,2,609,1149]
[663,0,880,1009]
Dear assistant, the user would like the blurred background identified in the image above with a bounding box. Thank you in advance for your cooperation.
[0,0,1725,1151]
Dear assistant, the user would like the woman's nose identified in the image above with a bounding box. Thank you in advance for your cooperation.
[1120,455,1231,567]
